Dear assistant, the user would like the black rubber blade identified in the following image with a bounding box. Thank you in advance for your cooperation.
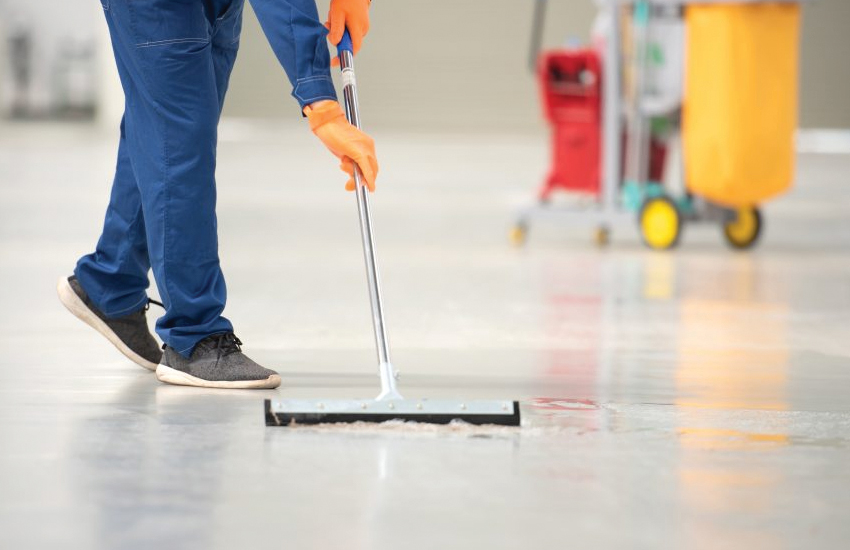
[265,399,521,427]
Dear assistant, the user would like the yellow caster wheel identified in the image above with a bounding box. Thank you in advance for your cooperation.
[509,223,528,247]
[723,206,762,249]
[639,196,682,250]
[594,226,610,247]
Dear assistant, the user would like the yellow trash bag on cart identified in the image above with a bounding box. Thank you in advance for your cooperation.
[683,3,800,208]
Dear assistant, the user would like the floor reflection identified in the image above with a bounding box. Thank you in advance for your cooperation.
[675,255,789,411]
[671,255,790,549]
[68,377,270,550]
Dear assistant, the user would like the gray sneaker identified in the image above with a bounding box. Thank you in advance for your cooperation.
[156,333,281,389]
[57,275,163,370]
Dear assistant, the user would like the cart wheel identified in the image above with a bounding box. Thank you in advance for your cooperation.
[723,207,762,250]
[639,196,682,250]
[594,226,610,247]
[509,223,528,247]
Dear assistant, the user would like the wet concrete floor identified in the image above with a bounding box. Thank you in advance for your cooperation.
[1,122,849,549]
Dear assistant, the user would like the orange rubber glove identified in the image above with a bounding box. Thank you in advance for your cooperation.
[304,100,378,192]
[325,0,371,67]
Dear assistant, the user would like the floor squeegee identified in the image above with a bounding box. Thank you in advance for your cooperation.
[265,30,521,427]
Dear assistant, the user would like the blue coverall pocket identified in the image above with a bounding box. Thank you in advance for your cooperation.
[213,0,244,48]
[130,0,211,49]
[216,0,244,22]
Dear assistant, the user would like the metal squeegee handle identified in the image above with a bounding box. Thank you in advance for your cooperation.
[336,30,402,401]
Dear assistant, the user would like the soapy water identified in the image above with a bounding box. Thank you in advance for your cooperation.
[285,419,581,439]
[292,418,519,434]
[279,398,605,437]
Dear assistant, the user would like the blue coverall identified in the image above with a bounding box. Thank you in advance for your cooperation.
[75,0,337,356]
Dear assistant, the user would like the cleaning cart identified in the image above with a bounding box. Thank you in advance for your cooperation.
[512,0,805,250]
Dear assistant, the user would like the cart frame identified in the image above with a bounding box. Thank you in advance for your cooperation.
[513,0,808,248]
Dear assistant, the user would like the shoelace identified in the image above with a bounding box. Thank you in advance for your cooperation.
[212,332,243,358]
[163,332,243,357]
[145,298,165,311]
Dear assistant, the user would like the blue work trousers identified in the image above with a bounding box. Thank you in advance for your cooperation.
[75,0,335,356]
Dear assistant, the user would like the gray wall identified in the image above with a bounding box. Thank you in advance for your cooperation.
[223,0,850,131]
[798,0,850,128]
[224,0,595,131]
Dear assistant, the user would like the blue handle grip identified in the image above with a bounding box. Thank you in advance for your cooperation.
[337,28,353,56]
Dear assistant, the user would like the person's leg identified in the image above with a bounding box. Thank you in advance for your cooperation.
[105,0,233,356]
[58,5,163,371]
[74,114,151,317]
[59,106,163,370]
[76,0,243,324]
[67,0,277,388]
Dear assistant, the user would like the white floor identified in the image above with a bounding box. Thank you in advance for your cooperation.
[1,120,849,549]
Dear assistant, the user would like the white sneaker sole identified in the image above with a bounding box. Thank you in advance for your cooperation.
[56,276,159,371]
[155,364,281,390]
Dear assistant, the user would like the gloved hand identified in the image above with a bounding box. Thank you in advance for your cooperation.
[304,100,378,192]
[325,0,371,67]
